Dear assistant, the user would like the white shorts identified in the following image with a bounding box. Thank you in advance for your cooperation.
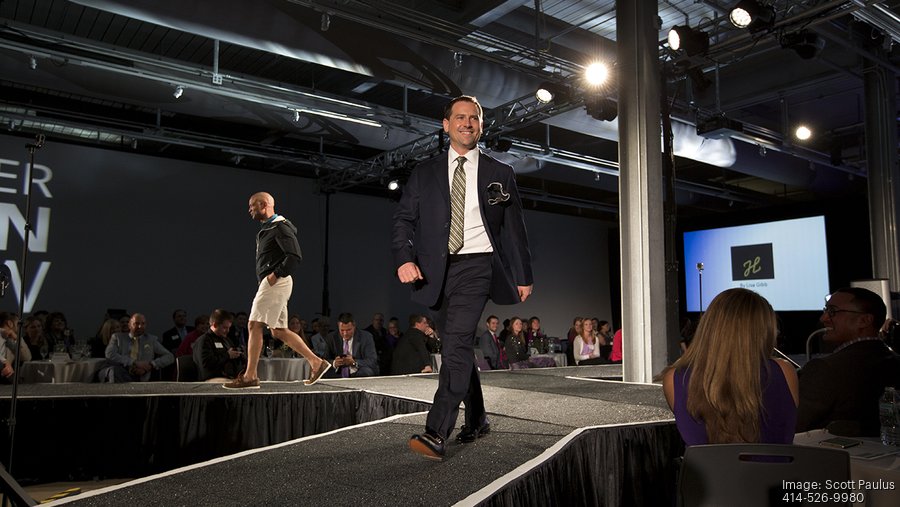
[249,275,292,329]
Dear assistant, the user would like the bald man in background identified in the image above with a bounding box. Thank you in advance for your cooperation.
[224,192,331,389]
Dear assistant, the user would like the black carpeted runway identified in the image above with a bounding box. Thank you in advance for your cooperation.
[2,365,683,506]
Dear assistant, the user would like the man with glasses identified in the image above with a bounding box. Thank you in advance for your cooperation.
[796,287,900,436]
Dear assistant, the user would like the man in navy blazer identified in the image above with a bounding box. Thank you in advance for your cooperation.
[323,313,379,378]
[393,95,533,460]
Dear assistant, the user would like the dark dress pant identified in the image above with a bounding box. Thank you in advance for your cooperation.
[425,255,492,439]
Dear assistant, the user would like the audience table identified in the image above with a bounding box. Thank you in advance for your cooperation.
[19,358,105,383]
[794,429,900,507]
[257,357,310,382]
[430,352,567,373]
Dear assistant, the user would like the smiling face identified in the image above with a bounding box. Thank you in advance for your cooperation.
[511,318,523,334]
[821,291,869,343]
[443,99,482,155]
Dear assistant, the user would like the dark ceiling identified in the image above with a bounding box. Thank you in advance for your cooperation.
[0,0,897,220]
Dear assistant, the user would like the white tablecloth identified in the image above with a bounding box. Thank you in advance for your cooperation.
[19,358,104,383]
[795,429,900,507]
[257,357,309,382]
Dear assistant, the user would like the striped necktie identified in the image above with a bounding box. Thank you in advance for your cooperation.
[448,156,466,253]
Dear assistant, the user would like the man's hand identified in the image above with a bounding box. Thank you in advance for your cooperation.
[1,363,13,378]
[228,348,243,359]
[397,262,424,284]
[266,272,278,286]
[518,284,533,302]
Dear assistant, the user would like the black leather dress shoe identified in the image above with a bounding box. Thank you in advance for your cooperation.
[456,422,491,443]
[409,432,445,461]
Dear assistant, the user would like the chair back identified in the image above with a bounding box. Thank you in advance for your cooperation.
[679,444,851,507]
[176,354,198,382]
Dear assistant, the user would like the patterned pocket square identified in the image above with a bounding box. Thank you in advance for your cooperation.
[486,182,510,205]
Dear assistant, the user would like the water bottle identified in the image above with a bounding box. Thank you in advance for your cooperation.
[880,386,900,446]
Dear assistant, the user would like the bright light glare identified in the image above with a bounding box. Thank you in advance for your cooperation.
[795,125,812,140]
[585,62,609,86]
[730,8,752,28]
[387,180,400,191]
[668,29,682,51]
[535,87,553,103]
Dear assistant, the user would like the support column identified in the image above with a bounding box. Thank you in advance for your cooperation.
[863,62,900,293]
[616,0,668,382]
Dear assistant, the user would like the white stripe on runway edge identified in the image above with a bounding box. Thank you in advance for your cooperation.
[453,419,675,507]
[44,411,430,506]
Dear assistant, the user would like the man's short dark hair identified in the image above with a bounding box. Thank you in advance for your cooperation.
[409,314,426,327]
[338,312,355,325]
[443,95,483,120]
[209,309,234,327]
[486,315,498,323]
[172,309,186,319]
[835,287,887,330]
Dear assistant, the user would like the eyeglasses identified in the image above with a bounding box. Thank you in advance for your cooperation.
[822,306,866,318]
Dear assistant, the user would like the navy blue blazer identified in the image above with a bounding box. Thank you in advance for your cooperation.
[392,150,533,307]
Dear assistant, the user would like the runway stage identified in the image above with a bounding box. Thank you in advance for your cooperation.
[1,365,682,506]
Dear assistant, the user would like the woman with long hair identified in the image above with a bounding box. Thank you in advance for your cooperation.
[90,318,121,358]
[661,288,798,445]
[573,318,607,365]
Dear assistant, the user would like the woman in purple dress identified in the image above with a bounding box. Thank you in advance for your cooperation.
[661,288,799,445]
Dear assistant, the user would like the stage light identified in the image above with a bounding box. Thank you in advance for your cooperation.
[668,25,709,56]
[535,83,555,103]
[173,85,184,99]
[585,96,617,121]
[321,13,331,31]
[293,110,300,122]
[781,31,825,59]
[729,1,775,33]
[584,62,609,86]
[794,125,812,141]
[387,180,400,191]
[535,81,566,104]
[29,55,37,70]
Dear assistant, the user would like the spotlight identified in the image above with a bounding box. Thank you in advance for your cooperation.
[584,62,609,86]
[387,180,400,191]
[321,13,331,31]
[729,1,775,33]
[131,138,138,149]
[173,85,184,99]
[667,25,709,57]
[453,51,464,68]
[585,96,617,121]
[535,81,566,104]
[781,31,825,59]
[293,110,300,122]
[29,55,37,70]
[794,125,812,141]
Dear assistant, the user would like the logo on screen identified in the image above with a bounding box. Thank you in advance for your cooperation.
[731,243,774,280]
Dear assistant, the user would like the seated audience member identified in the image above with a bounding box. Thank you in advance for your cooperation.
[228,311,250,351]
[23,315,47,360]
[610,328,623,363]
[194,309,246,381]
[44,311,74,356]
[678,317,695,353]
[525,316,549,353]
[596,320,613,358]
[176,315,211,357]
[574,318,607,365]
[310,316,331,358]
[661,288,798,445]
[391,314,434,375]
[504,317,555,369]
[367,313,394,377]
[566,317,583,344]
[424,318,441,354]
[161,309,194,352]
[1,312,30,382]
[284,314,308,355]
[89,318,121,358]
[387,317,403,344]
[324,313,379,378]
[796,287,900,437]
[479,315,507,370]
[99,313,174,382]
